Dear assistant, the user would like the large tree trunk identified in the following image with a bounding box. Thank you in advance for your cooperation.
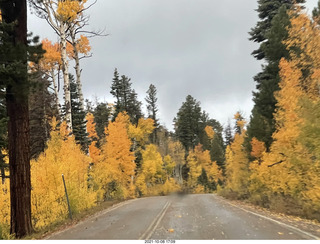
[1,0,33,238]
[60,25,73,131]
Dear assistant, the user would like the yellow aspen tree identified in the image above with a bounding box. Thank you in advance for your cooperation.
[224,119,250,198]
[168,140,185,184]
[30,0,90,130]
[40,39,61,112]
[96,112,135,200]
[193,144,222,192]
[257,10,320,214]
[163,155,176,179]
[31,119,95,229]
[86,113,100,164]
[186,150,202,192]
[248,138,269,205]
[128,117,155,146]
[135,144,164,196]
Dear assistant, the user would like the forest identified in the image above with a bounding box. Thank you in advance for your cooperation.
[1,0,320,239]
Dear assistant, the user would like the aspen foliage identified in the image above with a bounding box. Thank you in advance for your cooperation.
[187,144,221,193]
[167,140,185,183]
[66,35,91,58]
[86,113,100,164]
[31,119,96,229]
[135,145,180,196]
[204,125,215,140]
[136,144,164,195]
[40,39,61,71]
[0,153,10,239]
[128,117,155,146]
[246,10,320,216]
[224,119,249,198]
[57,0,87,22]
[94,112,136,200]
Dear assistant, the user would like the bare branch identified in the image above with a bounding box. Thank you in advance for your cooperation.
[268,160,284,168]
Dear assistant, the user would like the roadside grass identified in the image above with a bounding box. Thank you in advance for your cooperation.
[22,199,122,240]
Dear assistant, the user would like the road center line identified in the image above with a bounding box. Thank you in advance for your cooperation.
[212,195,320,240]
[139,200,171,240]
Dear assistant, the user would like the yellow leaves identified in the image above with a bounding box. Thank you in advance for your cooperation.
[140,144,164,184]
[66,35,91,58]
[86,113,100,164]
[204,125,215,140]
[77,35,91,55]
[57,0,87,22]
[225,131,249,196]
[96,112,135,199]
[40,39,61,71]
[31,119,95,229]
[250,137,266,159]
[128,118,154,146]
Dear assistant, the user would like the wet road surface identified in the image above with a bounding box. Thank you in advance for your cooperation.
[47,194,320,240]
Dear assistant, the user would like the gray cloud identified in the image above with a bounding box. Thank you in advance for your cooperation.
[28,0,319,130]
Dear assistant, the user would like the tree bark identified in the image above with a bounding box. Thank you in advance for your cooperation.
[70,27,85,112]
[1,0,33,238]
[51,69,60,114]
[60,25,73,131]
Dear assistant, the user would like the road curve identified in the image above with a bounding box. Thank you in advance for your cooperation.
[47,194,320,240]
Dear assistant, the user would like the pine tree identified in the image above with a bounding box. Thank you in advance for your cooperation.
[145,84,159,144]
[248,0,305,150]
[174,95,202,152]
[93,102,111,147]
[29,74,58,159]
[110,68,122,116]
[224,119,233,146]
[70,75,89,152]
[0,0,40,237]
[110,69,143,124]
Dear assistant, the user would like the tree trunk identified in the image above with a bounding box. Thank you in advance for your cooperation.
[51,69,60,114]
[70,28,85,112]
[1,0,33,238]
[7,88,32,238]
[60,25,73,131]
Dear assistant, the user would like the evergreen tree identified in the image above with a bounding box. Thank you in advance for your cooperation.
[93,102,111,146]
[29,74,58,159]
[248,0,305,150]
[70,75,89,152]
[0,0,43,237]
[174,95,202,153]
[110,69,143,124]
[145,84,159,144]
[224,119,233,146]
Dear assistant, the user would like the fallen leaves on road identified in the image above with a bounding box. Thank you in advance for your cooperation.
[168,229,175,233]
[278,232,284,235]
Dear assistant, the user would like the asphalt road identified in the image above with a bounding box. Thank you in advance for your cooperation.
[47,194,320,240]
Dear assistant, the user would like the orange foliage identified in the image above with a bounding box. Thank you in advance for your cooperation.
[95,112,136,199]
[86,113,100,164]
[40,39,61,71]
[204,125,215,140]
[57,0,87,22]
[250,137,266,159]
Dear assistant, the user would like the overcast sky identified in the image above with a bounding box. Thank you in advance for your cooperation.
[27,0,319,131]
